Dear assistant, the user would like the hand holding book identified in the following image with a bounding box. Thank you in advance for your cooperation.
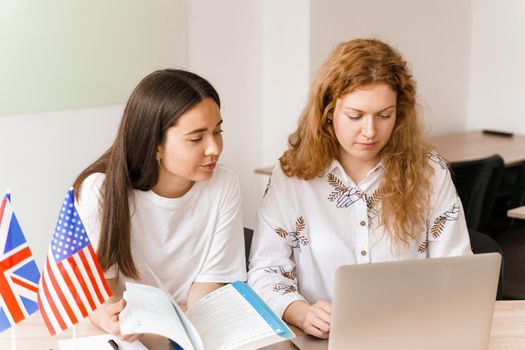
[119,281,294,350]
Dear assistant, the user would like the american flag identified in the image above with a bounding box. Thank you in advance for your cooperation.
[37,188,112,335]
[0,193,41,333]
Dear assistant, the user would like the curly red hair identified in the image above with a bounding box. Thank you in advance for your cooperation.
[280,38,433,244]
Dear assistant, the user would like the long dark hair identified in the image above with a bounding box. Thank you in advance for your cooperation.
[73,69,220,278]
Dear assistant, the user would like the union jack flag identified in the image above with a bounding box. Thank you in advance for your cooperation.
[37,188,112,335]
[0,193,41,333]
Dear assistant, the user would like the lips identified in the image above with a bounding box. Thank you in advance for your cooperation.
[356,142,378,149]
[202,162,217,170]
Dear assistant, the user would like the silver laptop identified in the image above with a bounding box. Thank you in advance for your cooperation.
[292,253,501,350]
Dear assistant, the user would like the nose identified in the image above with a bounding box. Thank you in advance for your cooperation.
[204,136,222,157]
[362,115,376,139]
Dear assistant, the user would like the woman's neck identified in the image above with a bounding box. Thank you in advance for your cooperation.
[339,156,380,185]
[152,176,195,198]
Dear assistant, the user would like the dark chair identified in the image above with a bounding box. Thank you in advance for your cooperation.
[244,227,254,269]
[449,154,505,232]
[486,160,525,233]
[469,229,504,300]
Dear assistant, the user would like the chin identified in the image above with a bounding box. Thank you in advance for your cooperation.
[193,171,215,182]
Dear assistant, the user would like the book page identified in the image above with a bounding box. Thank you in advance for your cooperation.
[186,283,288,350]
[119,282,195,350]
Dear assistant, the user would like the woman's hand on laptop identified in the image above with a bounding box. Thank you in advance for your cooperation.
[284,300,332,339]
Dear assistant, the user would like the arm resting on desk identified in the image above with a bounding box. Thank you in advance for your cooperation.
[283,300,332,339]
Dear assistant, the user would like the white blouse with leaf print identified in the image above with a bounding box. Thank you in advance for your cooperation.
[247,152,472,318]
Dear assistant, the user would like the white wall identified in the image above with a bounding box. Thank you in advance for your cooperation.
[0,106,122,266]
[310,0,472,136]
[261,1,311,165]
[187,0,265,229]
[466,0,525,134]
[187,0,311,228]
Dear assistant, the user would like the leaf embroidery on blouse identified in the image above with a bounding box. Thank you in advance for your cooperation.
[273,283,297,294]
[327,173,363,208]
[274,216,310,251]
[418,240,428,254]
[365,190,381,225]
[265,266,296,281]
[427,151,447,170]
[430,203,460,239]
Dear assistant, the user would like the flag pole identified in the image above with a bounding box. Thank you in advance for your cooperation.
[11,324,16,350]
[72,325,77,350]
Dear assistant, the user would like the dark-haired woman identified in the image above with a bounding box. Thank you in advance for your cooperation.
[74,69,246,339]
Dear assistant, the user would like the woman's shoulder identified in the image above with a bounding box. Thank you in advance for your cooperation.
[79,173,105,195]
[426,150,450,175]
[77,172,105,205]
[212,164,240,186]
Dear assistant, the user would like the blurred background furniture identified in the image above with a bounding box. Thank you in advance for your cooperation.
[469,229,504,300]
[428,130,525,166]
[449,154,505,232]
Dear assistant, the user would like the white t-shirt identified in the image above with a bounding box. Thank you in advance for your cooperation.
[76,164,246,304]
[247,152,472,317]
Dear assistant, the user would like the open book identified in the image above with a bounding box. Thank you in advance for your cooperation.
[119,281,294,350]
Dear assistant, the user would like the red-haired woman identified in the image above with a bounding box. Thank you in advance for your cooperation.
[248,39,471,338]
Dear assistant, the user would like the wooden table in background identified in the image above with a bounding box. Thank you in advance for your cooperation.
[427,130,525,166]
[2,301,525,350]
[508,206,525,220]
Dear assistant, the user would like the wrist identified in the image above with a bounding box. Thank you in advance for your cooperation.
[283,300,310,329]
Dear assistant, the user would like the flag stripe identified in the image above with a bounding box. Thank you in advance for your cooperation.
[11,275,38,293]
[0,198,6,224]
[62,262,92,314]
[49,256,85,321]
[78,249,104,304]
[0,246,31,271]
[72,252,105,307]
[87,244,112,297]
[46,259,78,325]
[67,255,96,310]
[43,259,75,329]
[41,267,67,333]
[57,262,88,317]
[0,252,28,323]
[37,284,59,335]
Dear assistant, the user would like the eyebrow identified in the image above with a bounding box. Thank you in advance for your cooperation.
[184,119,223,135]
[343,105,396,113]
